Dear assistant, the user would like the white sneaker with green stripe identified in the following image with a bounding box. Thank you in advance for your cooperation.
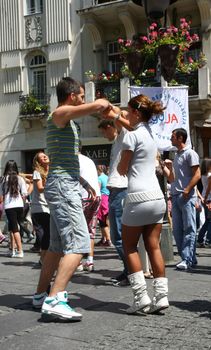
[41,291,82,321]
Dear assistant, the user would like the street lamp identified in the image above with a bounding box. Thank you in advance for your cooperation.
[131,0,177,25]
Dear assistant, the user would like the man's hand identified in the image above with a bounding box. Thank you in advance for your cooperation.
[86,185,96,201]
[101,104,120,120]
[164,159,173,170]
[183,187,190,199]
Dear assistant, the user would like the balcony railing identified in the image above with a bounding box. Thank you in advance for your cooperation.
[174,71,198,96]
[92,0,123,5]
[130,70,198,96]
[89,70,199,106]
[85,69,202,110]
[19,94,50,117]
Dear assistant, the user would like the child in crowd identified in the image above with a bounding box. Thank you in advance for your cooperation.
[96,165,111,247]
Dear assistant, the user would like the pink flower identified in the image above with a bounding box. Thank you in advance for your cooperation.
[151,31,158,39]
[125,41,132,47]
[118,38,124,44]
[166,28,173,34]
[149,25,155,31]
[151,22,157,28]
[141,36,148,42]
[180,18,186,23]
[192,34,199,41]
[188,57,194,63]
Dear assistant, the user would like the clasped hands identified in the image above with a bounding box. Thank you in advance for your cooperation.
[101,102,121,120]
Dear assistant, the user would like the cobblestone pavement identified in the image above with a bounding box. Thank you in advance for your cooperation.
[0,230,210,350]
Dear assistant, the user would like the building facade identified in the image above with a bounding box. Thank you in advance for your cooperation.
[0,0,211,173]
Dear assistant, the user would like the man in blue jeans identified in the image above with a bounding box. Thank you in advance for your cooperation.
[165,128,201,270]
[98,118,132,285]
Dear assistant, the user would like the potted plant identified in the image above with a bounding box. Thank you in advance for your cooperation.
[97,71,120,82]
[19,93,50,116]
[84,70,96,82]
[118,18,201,82]
[177,53,207,74]
[120,63,134,78]
[118,36,146,78]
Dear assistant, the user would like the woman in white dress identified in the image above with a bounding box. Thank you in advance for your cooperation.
[102,94,169,314]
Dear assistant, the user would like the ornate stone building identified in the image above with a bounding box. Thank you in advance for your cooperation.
[0,0,211,172]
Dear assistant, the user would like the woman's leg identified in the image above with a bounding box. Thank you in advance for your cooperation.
[102,219,111,242]
[122,224,152,314]
[10,232,16,251]
[122,224,142,273]
[6,208,23,253]
[143,223,165,278]
[13,231,23,252]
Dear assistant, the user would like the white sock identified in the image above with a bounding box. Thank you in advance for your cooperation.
[87,256,93,264]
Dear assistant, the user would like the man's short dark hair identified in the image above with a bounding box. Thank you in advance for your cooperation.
[98,119,115,129]
[173,128,187,143]
[56,77,81,103]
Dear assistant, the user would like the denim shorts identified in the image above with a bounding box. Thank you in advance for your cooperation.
[44,176,90,255]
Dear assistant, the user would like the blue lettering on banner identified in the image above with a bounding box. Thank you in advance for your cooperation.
[149,91,187,125]
[130,87,188,149]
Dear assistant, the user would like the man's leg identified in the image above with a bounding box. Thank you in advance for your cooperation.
[181,197,197,266]
[171,195,184,257]
[49,253,82,296]
[40,177,90,320]
[37,250,62,294]
[109,189,128,274]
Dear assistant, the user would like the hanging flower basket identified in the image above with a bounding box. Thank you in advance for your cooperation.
[157,44,179,82]
[118,18,202,82]
[125,51,145,78]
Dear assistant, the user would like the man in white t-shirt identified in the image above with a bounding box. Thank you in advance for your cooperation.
[79,152,101,272]
[98,119,129,286]
[165,128,201,270]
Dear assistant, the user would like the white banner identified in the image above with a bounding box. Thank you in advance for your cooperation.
[130,86,190,151]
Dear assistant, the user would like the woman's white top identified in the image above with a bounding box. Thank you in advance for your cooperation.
[0,175,28,209]
[31,170,50,214]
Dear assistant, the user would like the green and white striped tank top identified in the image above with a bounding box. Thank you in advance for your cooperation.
[46,115,79,178]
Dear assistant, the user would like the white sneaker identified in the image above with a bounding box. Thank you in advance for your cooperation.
[176,260,188,270]
[32,292,48,309]
[41,291,82,321]
[9,249,16,257]
[12,251,24,258]
[76,263,84,272]
[83,262,94,272]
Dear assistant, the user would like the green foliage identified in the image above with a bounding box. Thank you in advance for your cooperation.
[20,94,49,115]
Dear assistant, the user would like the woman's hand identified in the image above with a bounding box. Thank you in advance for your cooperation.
[101,104,120,120]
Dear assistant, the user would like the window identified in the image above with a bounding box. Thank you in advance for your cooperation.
[107,41,123,73]
[26,0,43,15]
[29,54,47,104]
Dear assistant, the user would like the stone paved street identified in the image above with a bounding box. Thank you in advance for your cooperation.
[0,228,210,350]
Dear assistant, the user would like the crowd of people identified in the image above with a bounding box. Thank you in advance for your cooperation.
[0,76,210,322]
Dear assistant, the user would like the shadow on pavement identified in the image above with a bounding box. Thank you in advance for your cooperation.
[171,299,211,318]
[1,261,41,269]
[72,292,131,315]
[0,294,34,311]
[187,265,211,275]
